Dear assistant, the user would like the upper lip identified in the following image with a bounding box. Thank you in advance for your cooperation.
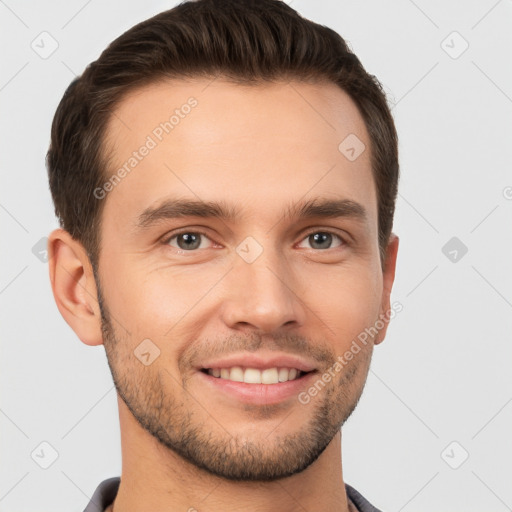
[197,352,318,373]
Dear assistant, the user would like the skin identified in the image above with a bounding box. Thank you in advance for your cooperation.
[48,77,398,512]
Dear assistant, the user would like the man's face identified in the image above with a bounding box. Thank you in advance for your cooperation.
[95,78,392,481]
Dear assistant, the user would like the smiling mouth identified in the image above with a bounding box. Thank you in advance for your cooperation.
[200,366,314,384]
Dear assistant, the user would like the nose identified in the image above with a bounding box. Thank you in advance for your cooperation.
[219,244,305,334]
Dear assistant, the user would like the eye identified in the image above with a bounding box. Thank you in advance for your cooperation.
[165,231,214,251]
[163,229,346,253]
[297,231,345,250]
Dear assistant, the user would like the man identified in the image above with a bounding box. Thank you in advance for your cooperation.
[47,0,399,510]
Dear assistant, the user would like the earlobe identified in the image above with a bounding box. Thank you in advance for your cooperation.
[48,229,104,346]
[375,233,399,345]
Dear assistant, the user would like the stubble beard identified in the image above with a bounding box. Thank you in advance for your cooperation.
[96,279,372,482]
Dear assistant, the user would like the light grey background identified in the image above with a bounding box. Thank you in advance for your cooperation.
[1,1,511,511]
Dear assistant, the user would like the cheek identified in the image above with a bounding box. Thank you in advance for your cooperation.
[101,250,383,352]
[100,261,221,340]
[304,262,383,349]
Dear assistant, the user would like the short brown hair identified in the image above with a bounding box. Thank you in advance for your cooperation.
[47,0,399,270]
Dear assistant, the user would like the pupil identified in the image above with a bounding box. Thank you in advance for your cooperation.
[311,232,331,249]
[178,233,200,250]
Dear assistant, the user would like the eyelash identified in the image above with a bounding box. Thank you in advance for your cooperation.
[162,228,348,252]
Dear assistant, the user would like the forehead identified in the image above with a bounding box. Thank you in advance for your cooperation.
[101,77,377,233]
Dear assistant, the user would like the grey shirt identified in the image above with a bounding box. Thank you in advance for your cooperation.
[83,477,383,512]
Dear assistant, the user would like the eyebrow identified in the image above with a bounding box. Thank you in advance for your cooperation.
[136,197,367,229]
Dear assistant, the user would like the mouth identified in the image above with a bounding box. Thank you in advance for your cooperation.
[200,366,312,384]
[196,365,319,406]
[194,352,320,405]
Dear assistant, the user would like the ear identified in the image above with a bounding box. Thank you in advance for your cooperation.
[48,228,104,346]
[374,233,399,345]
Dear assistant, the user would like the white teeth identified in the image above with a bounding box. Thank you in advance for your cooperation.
[261,368,279,384]
[278,367,289,382]
[244,368,261,384]
[206,366,304,384]
[230,366,244,382]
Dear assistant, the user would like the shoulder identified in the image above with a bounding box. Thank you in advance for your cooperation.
[83,477,120,512]
[345,483,384,512]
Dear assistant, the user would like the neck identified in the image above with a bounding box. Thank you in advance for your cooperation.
[111,398,352,512]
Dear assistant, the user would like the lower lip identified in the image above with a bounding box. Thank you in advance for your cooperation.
[196,370,318,405]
